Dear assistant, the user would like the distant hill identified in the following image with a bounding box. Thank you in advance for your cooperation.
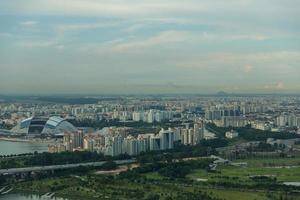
[216,91,229,96]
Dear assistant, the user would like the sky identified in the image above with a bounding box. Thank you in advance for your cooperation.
[0,0,299,94]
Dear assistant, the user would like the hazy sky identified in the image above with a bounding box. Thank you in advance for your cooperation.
[0,0,299,94]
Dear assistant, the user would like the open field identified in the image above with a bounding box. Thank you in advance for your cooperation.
[206,189,269,200]
[188,165,300,183]
[188,158,300,185]
[236,158,300,168]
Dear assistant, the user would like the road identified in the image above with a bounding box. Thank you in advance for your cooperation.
[0,159,136,175]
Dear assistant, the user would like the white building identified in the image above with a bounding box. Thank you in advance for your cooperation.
[159,128,175,150]
[123,135,138,156]
[225,130,239,139]
[133,112,143,121]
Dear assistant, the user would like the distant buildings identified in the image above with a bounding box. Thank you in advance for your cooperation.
[103,128,175,156]
[132,109,174,123]
[48,122,205,156]
[205,106,240,121]
[275,114,300,128]
[63,130,84,151]
[214,116,248,128]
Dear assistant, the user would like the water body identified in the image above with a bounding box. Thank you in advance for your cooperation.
[0,193,67,200]
[0,140,48,156]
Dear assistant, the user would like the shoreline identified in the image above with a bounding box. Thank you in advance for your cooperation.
[0,137,57,144]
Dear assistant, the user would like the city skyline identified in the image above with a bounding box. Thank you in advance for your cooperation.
[0,0,300,94]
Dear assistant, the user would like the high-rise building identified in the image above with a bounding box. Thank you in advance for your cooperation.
[132,111,142,121]
[147,110,155,123]
[123,135,138,156]
[63,130,84,151]
[83,137,94,152]
[159,128,175,150]
[73,130,84,149]
[150,135,161,151]
[193,121,204,144]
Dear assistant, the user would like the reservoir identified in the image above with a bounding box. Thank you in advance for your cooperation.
[0,140,48,156]
[0,193,67,200]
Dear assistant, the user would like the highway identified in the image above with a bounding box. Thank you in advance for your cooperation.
[0,159,136,175]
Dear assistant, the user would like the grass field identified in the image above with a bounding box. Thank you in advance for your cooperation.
[236,157,300,167]
[188,158,300,184]
[206,189,269,200]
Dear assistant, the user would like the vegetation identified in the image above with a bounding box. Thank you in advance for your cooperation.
[206,123,300,141]
[2,150,299,200]
[68,118,187,131]
[119,159,213,179]
[0,151,131,169]
[246,142,285,152]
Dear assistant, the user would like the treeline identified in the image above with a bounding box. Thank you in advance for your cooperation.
[137,139,227,164]
[0,151,131,169]
[237,127,300,141]
[24,151,104,166]
[68,118,186,129]
[207,123,300,141]
[246,142,285,152]
[119,159,213,179]
[36,97,101,104]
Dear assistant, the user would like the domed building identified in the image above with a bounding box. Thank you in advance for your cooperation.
[12,116,77,135]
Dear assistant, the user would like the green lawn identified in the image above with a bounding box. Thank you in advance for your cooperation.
[188,165,300,183]
[220,165,300,182]
[207,189,269,200]
[236,158,300,168]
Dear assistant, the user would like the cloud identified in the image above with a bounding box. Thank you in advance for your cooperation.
[18,40,57,48]
[275,82,285,90]
[1,0,300,94]
[244,65,253,73]
[228,35,269,41]
[1,0,207,17]
[124,24,146,33]
[0,32,12,37]
[79,30,192,53]
[112,31,189,51]
[263,82,285,90]
[56,22,117,33]
[177,51,300,67]
[20,21,38,26]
